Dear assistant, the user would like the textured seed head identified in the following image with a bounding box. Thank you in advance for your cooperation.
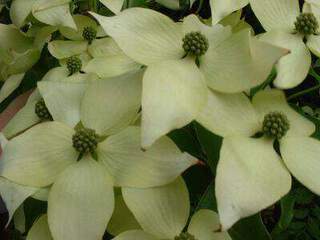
[174,232,197,240]
[262,111,290,139]
[35,98,52,121]
[182,31,209,57]
[82,26,97,44]
[294,13,319,35]
[72,127,98,154]
[66,56,82,75]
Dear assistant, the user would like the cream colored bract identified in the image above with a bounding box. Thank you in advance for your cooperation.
[250,0,320,88]
[92,8,287,148]
[197,89,319,230]
[0,74,197,240]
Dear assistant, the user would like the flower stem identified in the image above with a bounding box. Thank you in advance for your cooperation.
[196,0,204,13]
[309,67,320,82]
[287,84,320,101]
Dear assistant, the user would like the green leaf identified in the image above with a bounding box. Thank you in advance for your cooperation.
[194,181,216,212]
[229,214,272,240]
[193,122,222,174]
[295,188,314,205]
[23,198,47,233]
[168,124,203,160]
[294,209,309,220]
[272,193,296,235]
[306,218,320,238]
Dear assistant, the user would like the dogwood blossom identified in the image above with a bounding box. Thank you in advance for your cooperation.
[210,0,249,24]
[48,15,140,77]
[10,0,76,29]
[0,24,44,103]
[112,177,231,240]
[2,67,98,139]
[197,89,318,229]
[0,73,197,240]
[250,0,320,88]
[92,8,287,148]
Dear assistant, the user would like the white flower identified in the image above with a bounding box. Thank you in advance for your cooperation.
[250,0,320,88]
[0,72,197,240]
[47,15,140,78]
[0,23,43,103]
[0,134,42,228]
[110,178,231,240]
[91,8,287,148]
[10,0,76,29]
[1,67,98,139]
[210,0,249,24]
[197,89,319,230]
[100,0,125,14]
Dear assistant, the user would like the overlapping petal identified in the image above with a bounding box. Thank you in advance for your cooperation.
[81,70,142,135]
[97,127,197,187]
[10,0,37,28]
[91,8,184,65]
[2,90,41,139]
[38,81,88,128]
[32,0,76,29]
[122,177,189,239]
[26,215,53,240]
[182,14,232,46]
[107,193,141,236]
[0,73,25,103]
[188,209,232,240]
[142,59,207,147]
[84,55,140,78]
[259,31,311,89]
[48,40,88,59]
[59,15,97,41]
[100,0,124,14]
[0,177,38,225]
[48,157,114,240]
[307,34,320,57]
[0,121,77,187]
[201,29,287,93]
[249,0,300,32]
[197,90,260,138]
[252,90,315,137]
[210,0,249,25]
[216,137,291,230]
[281,137,320,195]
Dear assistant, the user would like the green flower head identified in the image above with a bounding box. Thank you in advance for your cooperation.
[0,75,197,240]
[294,13,319,35]
[66,56,82,75]
[35,98,52,121]
[262,111,290,139]
[182,31,209,57]
[82,26,97,44]
[72,127,99,155]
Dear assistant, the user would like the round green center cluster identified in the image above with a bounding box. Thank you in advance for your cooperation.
[262,111,290,139]
[35,98,52,121]
[66,56,82,75]
[294,13,319,35]
[182,31,209,57]
[82,26,97,44]
[72,128,99,154]
[174,232,197,240]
